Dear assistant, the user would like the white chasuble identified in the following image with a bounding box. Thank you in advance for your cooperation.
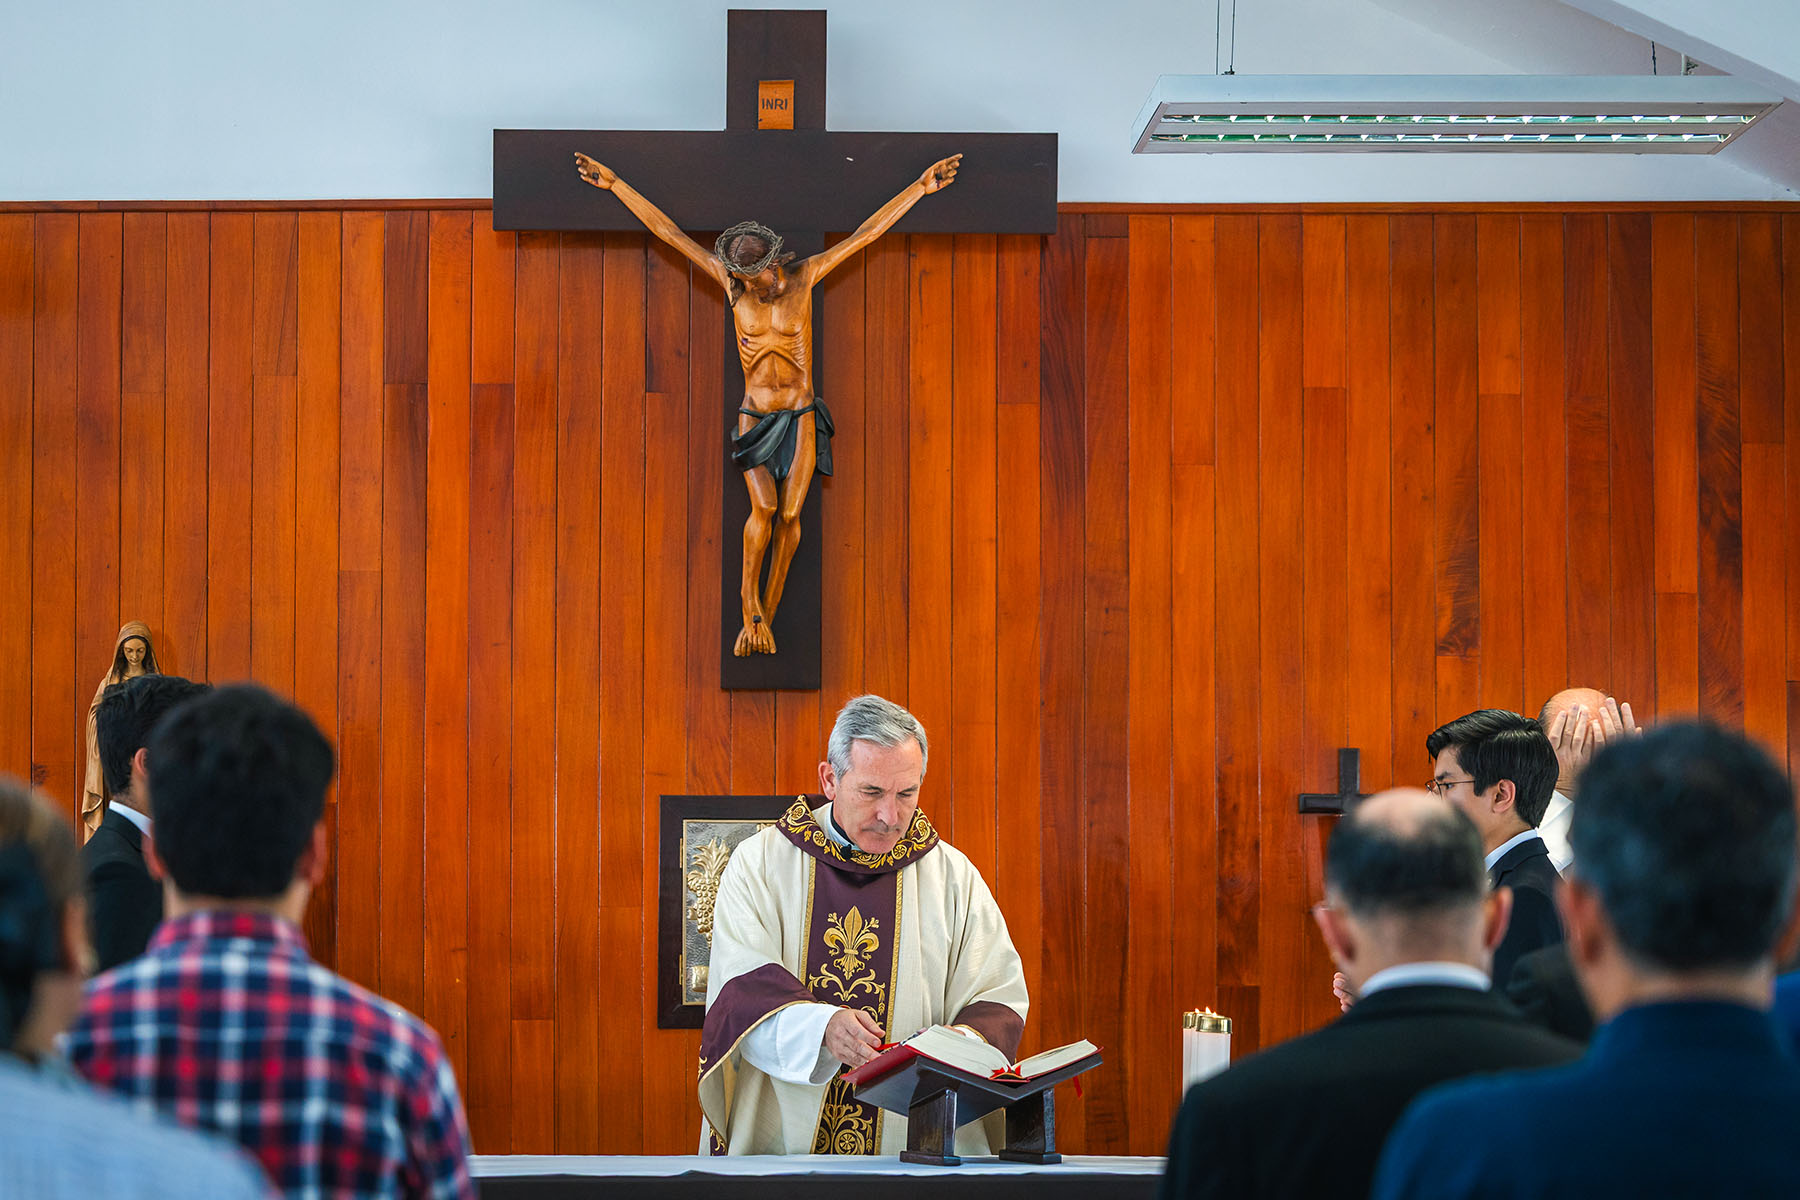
[698,799,1028,1156]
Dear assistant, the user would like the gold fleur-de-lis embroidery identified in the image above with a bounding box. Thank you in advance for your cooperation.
[825,907,879,978]
[808,907,885,1007]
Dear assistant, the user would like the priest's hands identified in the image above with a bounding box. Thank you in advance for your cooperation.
[825,1007,884,1068]
[1332,972,1356,1013]
[1546,696,1640,786]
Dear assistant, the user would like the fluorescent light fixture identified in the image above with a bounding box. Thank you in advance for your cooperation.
[1131,75,1781,153]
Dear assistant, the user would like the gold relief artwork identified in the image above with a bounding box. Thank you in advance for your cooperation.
[679,819,775,1007]
[684,838,734,939]
[806,907,885,1010]
[811,1075,878,1155]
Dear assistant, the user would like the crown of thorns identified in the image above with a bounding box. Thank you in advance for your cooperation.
[715,221,785,276]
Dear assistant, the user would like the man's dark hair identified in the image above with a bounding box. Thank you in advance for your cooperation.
[95,674,212,797]
[146,684,335,899]
[1571,721,1797,972]
[1326,795,1489,916]
[1425,709,1559,827]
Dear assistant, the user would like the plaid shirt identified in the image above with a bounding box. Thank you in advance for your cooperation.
[64,911,474,1200]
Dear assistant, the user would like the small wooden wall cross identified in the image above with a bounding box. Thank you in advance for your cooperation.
[1297,748,1369,815]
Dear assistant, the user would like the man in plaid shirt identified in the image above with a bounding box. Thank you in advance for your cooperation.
[65,685,474,1200]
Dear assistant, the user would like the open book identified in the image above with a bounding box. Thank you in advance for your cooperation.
[844,1024,1100,1087]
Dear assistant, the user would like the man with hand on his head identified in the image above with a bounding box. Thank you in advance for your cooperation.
[1163,789,1577,1200]
[1373,722,1800,1198]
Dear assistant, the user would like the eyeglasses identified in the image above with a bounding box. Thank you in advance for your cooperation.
[1425,777,1475,796]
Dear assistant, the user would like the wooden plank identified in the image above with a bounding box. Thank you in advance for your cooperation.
[993,229,1043,1023]
[334,212,385,992]
[76,213,123,813]
[1212,213,1260,1037]
[1081,227,1130,1151]
[1738,216,1783,445]
[1125,215,1173,1152]
[1432,215,1478,689]
[31,215,79,806]
[207,213,254,682]
[467,377,514,1150]
[554,232,603,1154]
[642,237,695,1154]
[1301,215,1349,793]
[512,1019,557,1155]
[907,235,954,838]
[510,234,560,1158]
[1257,214,1318,1051]
[1035,212,1086,1149]
[1654,591,1699,718]
[1607,214,1655,717]
[1519,216,1568,710]
[472,213,516,387]
[818,235,867,734]
[1167,217,1218,1067]
[1652,215,1699,612]
[951,232,999,886]
[294,212,341,967]
[119,214,165,634]
[595,232,644,1151]
[1741,442,1786,753]
[423,209,472,1090]
[249,214,300,696]
[378,372,427,1015]
[248,369,298,697]
[162,213,210,681]
[1388,215,1435,784]
[1476,215,1523,713]
[0,217,31,776]
[685,265,730,794]
[861,235,909,699]
[385,212,429,384]
[1563,214,1611,689]
[1343,215,1393,790]
[1786,216,1800,683]
[1695,214,1744,725]
[774,693,820,794]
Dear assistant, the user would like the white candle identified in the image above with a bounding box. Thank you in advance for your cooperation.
[1182,1008,1232,1093]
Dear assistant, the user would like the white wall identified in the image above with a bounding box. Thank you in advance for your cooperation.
[3,0,1792,202]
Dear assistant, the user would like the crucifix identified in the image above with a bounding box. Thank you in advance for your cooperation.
[1297,748,1371,815]
[494,8,1057,690]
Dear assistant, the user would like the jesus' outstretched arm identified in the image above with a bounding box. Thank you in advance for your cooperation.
[573,152,731,290]
[796,154,961,286]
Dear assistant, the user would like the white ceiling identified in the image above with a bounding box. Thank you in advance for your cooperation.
[2,0,1796,202]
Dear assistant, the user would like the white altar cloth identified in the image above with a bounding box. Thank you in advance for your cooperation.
[472,1155,1164,1177]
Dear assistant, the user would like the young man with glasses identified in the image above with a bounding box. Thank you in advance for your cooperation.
[1423,710,1564,991]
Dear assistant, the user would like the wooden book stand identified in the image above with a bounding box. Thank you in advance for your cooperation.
[851,1052,1101,1166]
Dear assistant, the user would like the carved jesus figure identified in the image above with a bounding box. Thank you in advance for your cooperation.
[575,151,962,655]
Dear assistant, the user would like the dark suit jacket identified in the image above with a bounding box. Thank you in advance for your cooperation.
[1775,971,1800,1055]
[1374,1001,1800,1198]
[1505,943,1594,1043]
[81,805,163,971]
[1160,985,1580,1200]
[1489,834,1563,991]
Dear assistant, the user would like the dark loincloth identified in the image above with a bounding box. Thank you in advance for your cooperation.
[731,397,835,482]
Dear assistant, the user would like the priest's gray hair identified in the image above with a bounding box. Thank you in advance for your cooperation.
[827,695,930,779]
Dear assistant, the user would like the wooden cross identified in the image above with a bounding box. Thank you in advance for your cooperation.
[1297,748,1371,815]
[493,9,1057,690]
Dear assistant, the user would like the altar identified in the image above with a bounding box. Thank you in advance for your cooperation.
[471,1155,1164,1199]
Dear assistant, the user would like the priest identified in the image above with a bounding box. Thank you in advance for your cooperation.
[699,695,1029,1156]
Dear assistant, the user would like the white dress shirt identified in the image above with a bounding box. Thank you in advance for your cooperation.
[1358,961,1491,998]
[108,800,152,838]
[1537,789,1573,873]
[1484,828,1544,875]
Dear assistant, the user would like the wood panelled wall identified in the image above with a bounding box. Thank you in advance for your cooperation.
[2,205,1797,1155]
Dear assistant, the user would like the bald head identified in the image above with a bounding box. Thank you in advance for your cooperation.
[1539,687,1607,730]
[1328,788,1489,917]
